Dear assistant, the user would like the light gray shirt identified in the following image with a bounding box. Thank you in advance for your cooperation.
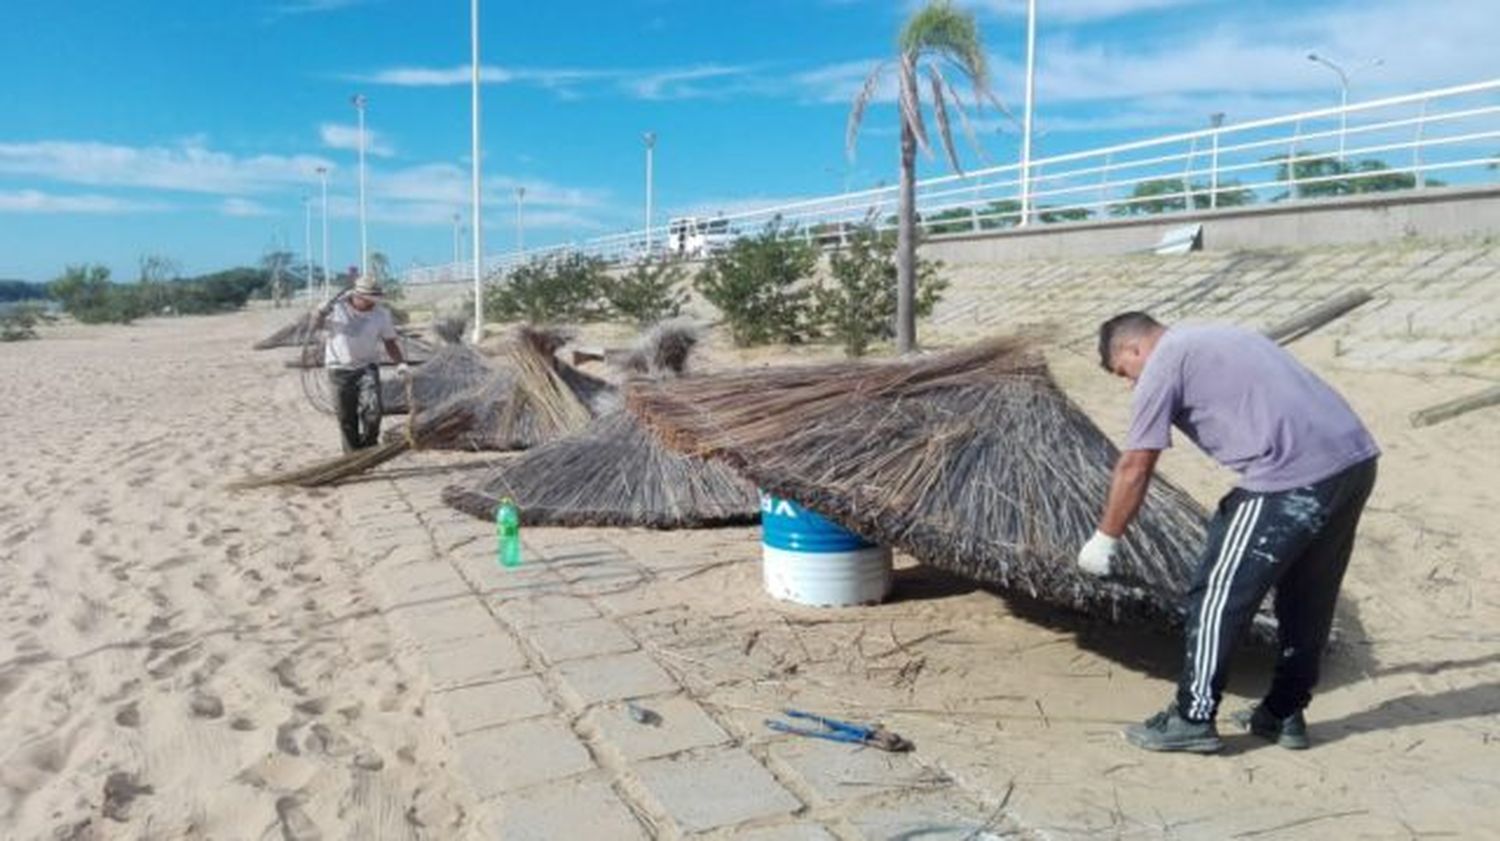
[1125,324,1379,493]
[324,300,397,369]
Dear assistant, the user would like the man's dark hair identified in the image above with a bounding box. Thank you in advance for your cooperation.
[1097,312,1163,371]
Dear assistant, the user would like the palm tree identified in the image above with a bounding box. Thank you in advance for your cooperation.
[848,0,1000,353]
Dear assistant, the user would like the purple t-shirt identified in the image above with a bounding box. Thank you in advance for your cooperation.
[1125,324,1379,493]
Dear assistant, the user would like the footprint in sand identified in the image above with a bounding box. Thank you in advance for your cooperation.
[102,771,153,822]
[115,702,141,728]
[229,716,256,732]
[188,692,224,719]
[274,794,322,841]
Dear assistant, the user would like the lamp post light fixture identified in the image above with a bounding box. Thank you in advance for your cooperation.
[315,165,330,299]
[643,131,657,256]
[515,186,526,257]
[1018,0,1038,227]
[1208,112,1226,209]
[350,93,370,280]
[470,0,484,343]
[302,194,313,301]
[1306,52,1383,162]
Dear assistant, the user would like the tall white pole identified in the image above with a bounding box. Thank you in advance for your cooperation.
[1208,112,1225,210]
[316,165,329,298]
[452,212,462,265]
[352,94,369,279]
[1019,0,1038,227]
[643,132,656,255]
[471,0,484,344]
[303,195,313,300]
[515,186,526,256]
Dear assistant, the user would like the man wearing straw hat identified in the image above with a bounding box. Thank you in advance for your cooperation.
[314,273,408,451]
[1082,312,1379,754]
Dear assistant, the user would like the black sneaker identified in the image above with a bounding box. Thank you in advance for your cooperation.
[1123,703,1223,753]
[1230,704,1310,750]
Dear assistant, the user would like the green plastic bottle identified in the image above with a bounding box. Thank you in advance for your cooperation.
[496,497,522,568]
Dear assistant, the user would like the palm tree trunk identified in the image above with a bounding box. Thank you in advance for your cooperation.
[896,120,917,354]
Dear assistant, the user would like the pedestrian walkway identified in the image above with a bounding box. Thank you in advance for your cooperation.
[340,471,1025,840]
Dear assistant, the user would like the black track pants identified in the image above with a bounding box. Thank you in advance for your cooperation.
[330,364,383,452]
[1176,457,1377,722]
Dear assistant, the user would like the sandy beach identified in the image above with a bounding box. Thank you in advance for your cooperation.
[2,307,1498,839]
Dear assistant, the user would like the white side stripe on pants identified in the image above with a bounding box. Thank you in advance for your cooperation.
[1189,496,1264,720]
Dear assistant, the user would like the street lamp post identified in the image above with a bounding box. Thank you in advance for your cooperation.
[1018,0,1038,227]
[315,165,329,299]
[452,212,462,266]
[1307,52,1383,162]
[1208,112,1226,209]
[643,132,656,255]
[515,186,526,257]
[302,195,313,301]
[351,93,369,279]
[470,0,484,343]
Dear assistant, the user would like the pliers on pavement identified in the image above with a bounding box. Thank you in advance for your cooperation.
[764,709,913,752]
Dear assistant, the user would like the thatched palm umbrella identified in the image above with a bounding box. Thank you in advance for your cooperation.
[626,338,1218,628]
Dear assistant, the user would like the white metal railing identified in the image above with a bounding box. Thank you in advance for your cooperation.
[404,78,1500,285]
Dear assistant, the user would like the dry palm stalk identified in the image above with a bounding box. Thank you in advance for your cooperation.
[627,338,1223,630]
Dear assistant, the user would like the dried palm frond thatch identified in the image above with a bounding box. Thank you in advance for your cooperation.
[441,319,751,528]
[442,410,759,528]
[626,338,1216,628]
[237,327,604,489]
[253,310,317,350]
[379,343,495,415]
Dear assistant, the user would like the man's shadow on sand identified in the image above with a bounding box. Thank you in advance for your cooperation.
[889,565,1500,742]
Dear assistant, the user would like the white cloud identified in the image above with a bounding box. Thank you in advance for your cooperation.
[220,197,274,217]
[267,0,371,17]
[0,189,168,214]
[0,139,333,195]
[354,62,761,101]
[318,123,394,157]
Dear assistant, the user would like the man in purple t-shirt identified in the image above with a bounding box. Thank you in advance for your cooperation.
[1080,312,1379,754]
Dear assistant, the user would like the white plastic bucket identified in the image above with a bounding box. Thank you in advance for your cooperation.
[760,492,892,607]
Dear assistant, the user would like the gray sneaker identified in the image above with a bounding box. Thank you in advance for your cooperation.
[1123,704,1223,753]
[1230,704,1310,750]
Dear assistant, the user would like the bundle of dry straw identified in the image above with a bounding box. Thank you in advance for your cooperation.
[379,343,494,415]
[236,326,608,489]
[626,338,1213,627]
[253,310,317,350]
[443,321,759,528]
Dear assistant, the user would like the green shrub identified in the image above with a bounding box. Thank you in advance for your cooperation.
[814,221,947,357]
[694,220,819,346]
[604,258,689,326]
[485,252,610,323]
[0,303,48,342]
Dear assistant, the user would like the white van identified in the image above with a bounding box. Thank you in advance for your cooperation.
[666,216,734,258]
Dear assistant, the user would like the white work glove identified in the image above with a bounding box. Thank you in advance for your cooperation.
[1077,530,1120,577]
[395,362,411,379]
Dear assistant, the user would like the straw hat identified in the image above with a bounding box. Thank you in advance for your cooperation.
[353,275,384,297]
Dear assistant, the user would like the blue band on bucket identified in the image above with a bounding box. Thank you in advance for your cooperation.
[759,492,875,553]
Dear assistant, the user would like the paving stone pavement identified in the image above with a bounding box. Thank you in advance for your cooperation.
[341,477,1029,839]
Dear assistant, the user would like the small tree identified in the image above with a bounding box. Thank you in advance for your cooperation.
[814,221,946,357]
[604,258,689,326]
[485,252,609,323]
[49,264,147,324]
[695,219,818,346]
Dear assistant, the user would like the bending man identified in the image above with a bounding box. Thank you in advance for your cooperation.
[314,274,407,452]
[1080,312,1379,753]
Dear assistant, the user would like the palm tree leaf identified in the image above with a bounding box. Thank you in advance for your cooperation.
[899,53,931,157]
[930,61,987,167]
[927,64,962,173]
[846,62,889,161]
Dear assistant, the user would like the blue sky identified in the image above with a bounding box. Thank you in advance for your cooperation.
[1,0,1495,282]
